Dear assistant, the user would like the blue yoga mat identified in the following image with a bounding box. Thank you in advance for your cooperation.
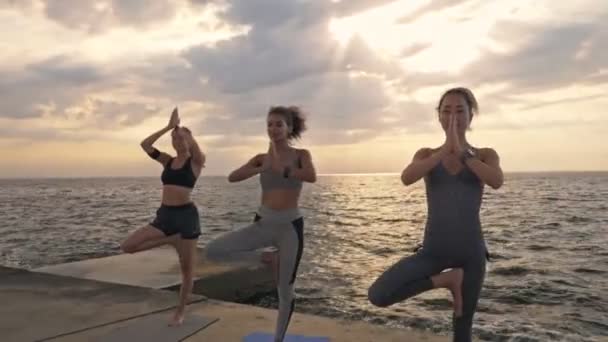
[243,332,330,342]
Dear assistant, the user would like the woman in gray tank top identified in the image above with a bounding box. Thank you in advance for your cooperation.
[367,88,504,342]
[205,106,317,342]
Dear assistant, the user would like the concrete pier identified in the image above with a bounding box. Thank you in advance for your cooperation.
[1,248,458,341]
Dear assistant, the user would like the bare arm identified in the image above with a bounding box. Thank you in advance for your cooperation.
[184,132,206,170]
[288,149,316,183]
[401,147,446,186]
[465,148,504,189]
[141,108,179,166]
[140,126,172,166]
[228,154,265,183]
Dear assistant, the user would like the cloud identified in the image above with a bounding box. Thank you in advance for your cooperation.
[2,0,608,151]
[0,123,64,141]
[182,29,402,94]
[397,0,481,25]
[0,99,160,144]
[43,0,113,33]
[2,0,406,138]
[181,22,337,94]
[188,70,435,147]
[111,0,178,25]
[517,93,606,111]
[2,0,608,177]
[192,72,393,136]
[167,0,410,143]
[0,56,103,118]
[0,0,36,10]
[330,0,401,17]
[462,19,608,92]
[2,0,182,33]
[28,56,102,85]
[126,55,215,102]
[76,99,161,128]
[0,55,170,141]
[401,43,431,58]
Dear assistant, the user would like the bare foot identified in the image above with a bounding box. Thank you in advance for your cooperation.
[432,268,464,317]
[261,250,279,284]
[169,310,185,327]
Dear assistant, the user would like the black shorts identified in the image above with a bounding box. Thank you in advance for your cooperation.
[150,203,201,239]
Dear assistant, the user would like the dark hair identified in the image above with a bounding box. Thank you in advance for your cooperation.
[437,87,479,119]
[268,106,307,140]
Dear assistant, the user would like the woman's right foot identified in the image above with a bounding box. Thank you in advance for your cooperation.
[432,268,464,317]
[169,309,185,327]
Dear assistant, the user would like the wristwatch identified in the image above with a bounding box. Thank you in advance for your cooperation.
[283,166,292,178]
[461,147,477,163]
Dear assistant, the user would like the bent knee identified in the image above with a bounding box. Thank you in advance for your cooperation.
[120,242,137,254]
[204,242,225,261]
[367,285,391,308]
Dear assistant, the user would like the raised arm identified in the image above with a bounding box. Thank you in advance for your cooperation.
[464,148,504,189]
[189,136,206,168]
[140,108,179,166]
[287,149,316,183]
[228,154,265,183]
[140,128,173,166]
[401,147,446,186]
[182,128,206,170]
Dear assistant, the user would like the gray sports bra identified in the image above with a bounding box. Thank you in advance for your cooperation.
[259,151,303,191]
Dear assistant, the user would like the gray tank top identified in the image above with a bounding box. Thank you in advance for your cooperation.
[422,155,486,256]
[259,151,303,191]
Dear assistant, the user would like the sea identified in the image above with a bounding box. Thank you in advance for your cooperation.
[1,172,606,341]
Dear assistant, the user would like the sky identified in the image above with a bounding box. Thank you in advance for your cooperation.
[1,0,607,178]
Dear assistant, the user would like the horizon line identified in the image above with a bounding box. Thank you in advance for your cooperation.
[1,170,607,180]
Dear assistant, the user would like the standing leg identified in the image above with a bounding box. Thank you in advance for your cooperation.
[262,250,280,285]
[431,268,464,317]
[170,238,198,326]
[452,256,486,342]
[273,217,304,342]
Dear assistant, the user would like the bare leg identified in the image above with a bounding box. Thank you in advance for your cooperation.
[169,238,198,327]
[431,268,464,317]
[121,225,178,254]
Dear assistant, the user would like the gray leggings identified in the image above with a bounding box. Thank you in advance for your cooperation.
[368,249,486,342]
[206,206,304,342]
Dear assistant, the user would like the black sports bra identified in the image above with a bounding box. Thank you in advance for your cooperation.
[161,157,197,189]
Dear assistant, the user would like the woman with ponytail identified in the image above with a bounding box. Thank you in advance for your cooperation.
[205,106,317,342]
[121,107,206,326]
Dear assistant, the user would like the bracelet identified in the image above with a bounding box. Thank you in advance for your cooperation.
[460,148,477,163]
